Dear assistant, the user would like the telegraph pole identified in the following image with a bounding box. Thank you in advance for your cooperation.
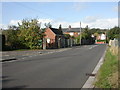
[80,22,82,45]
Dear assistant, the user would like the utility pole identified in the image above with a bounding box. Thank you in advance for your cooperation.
[80,22,82,45]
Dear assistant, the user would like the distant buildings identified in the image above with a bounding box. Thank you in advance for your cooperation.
[96,33,106,40]
[95,33,106,44]
[44,25,83,49]
[100,34,106,40]
[62,25,81,37]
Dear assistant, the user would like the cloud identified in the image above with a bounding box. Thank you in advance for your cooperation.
[9,20,22,26]
[38,18,53,28]
[64,2,87,12]
[0,17,118,30]
[84,18,118,29]
[51,18,118,29]
[42,18,118,29]
[38,18,71,28]
[84,16,100,23]
[38,18,53,23]
[72,2,87,12]
[0,24,8,29]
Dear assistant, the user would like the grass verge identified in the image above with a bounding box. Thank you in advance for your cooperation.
[95,46,118,88]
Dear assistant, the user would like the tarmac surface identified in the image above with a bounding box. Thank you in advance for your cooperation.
[2,45,107,88]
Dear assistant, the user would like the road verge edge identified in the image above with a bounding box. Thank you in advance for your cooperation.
[82,46,107,88]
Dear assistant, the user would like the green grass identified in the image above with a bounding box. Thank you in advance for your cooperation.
[95,47,118,88]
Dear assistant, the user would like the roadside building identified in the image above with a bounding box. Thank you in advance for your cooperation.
[62,25,81,38]
[44,27,65,49]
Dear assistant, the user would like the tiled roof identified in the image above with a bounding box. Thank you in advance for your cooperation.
[50,28,63,35]
[62,28,83,32]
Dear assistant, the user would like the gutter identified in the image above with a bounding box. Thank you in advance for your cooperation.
[82,45,107,88]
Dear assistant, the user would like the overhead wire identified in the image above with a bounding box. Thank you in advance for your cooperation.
[13,2,65,21]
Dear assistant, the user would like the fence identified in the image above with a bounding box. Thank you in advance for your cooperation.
[109,38,119,55]
[43,37,95,49]
[118,38,120,47]
[109,38,119,47]
[43,38,79,49]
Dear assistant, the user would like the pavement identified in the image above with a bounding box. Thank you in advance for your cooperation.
[1,48,71,62]
[2,44,107,88]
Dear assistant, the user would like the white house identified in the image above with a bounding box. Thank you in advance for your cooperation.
[100,34,106,40]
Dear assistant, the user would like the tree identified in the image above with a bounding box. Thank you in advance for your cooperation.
[18,19,45,49]
[82,25,91,39]
[44,22,52,28]
[89,28,100,34]
[64,34,71,39]
[94,32,99,38]
[107,26,120,40]
[1,34,5,50]
[2,25,22,50]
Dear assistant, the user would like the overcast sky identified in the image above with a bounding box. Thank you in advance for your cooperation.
[1,2,118,29]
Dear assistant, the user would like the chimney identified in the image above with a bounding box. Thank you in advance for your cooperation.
[59,24,63,34]
[69,25,71,30]
[59,24,62,30]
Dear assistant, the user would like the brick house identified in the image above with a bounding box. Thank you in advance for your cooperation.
[44,27,65,49]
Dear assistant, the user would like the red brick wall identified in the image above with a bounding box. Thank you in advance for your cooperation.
[44,28,57,48]
[44,28,56,40]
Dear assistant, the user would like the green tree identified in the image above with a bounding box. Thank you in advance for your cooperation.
[82,25,91,39]
[18,19,45,49]
[107,26,120,40]
[44,22,52,28]
[2,25,22,50]
[89,28,101,34]
[64,34,71,39]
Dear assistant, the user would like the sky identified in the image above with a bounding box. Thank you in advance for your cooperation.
[1,2,118,29]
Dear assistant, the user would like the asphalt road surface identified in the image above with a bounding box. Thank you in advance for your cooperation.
[2,44,107,88]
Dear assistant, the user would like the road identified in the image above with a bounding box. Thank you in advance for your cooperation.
[2,44,107,88]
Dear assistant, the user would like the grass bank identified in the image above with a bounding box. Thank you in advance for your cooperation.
[95,46,118,88]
